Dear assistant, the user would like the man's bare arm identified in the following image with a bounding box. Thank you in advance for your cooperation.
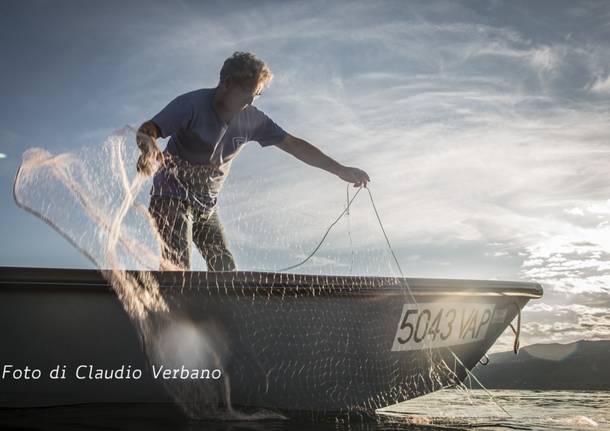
[276,133,370,187]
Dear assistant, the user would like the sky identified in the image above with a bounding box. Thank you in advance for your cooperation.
[1,0,609,352]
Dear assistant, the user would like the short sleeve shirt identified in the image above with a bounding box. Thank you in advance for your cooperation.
[149,88,287,211]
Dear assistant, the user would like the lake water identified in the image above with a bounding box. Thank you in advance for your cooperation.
[379,389,610,430]
[0,389,607,430]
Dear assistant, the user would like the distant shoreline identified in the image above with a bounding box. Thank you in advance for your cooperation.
[472,339,610,390]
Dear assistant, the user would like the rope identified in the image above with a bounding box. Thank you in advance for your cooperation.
[345,185,355,274]
[276,185,406,283]
[363,187,405,279]
[508,303,522,354]
[275,184,512,416]
[275,187,364,272]
[276,186,405,275]
[449,350,512,417]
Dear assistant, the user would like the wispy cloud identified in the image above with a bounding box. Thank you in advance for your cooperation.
[2,0,609,347]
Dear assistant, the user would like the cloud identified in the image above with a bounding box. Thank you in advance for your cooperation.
[190,2,610,300]
[491,305,610,353]
[2,0,610,347]
[590,74,610,94]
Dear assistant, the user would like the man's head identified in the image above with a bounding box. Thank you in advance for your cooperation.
[216,51,273,113]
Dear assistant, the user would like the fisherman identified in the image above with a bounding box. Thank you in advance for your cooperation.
[136,51,370,271]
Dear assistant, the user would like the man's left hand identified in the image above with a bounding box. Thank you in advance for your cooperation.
[338,166,370,188]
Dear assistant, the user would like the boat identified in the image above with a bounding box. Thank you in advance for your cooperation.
[0,266,542,416]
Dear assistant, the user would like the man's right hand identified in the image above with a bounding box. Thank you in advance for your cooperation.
[136,121,165,176]
[137,145,165,176]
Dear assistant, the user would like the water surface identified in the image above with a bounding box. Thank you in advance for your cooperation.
[1,390,607,430]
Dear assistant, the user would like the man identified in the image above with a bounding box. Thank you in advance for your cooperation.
[137,51,369,272]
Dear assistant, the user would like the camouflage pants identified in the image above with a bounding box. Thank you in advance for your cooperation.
[149,196,236,272]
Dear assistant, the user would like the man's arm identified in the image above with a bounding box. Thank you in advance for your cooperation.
[276,133,370,187]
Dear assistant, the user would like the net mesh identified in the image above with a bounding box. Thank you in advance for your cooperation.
[13,126,478,419]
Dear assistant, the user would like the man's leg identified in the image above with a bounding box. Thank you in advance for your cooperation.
[149,196,192,270]
[192,209,236,271]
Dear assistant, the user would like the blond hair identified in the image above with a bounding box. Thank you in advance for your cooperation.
[219,51,273,93]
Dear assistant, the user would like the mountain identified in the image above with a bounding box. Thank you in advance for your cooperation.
[472,340,610,390]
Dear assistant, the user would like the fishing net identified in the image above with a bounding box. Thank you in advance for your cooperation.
[13,126,492,419]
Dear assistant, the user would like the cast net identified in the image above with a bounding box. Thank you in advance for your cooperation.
[13,126,490,419]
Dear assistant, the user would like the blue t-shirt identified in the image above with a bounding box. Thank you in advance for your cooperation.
[149,87,287,211]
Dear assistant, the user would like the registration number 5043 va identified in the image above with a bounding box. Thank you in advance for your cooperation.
[391,302,496,351]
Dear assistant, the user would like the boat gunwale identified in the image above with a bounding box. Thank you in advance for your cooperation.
[0,266,543,298]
